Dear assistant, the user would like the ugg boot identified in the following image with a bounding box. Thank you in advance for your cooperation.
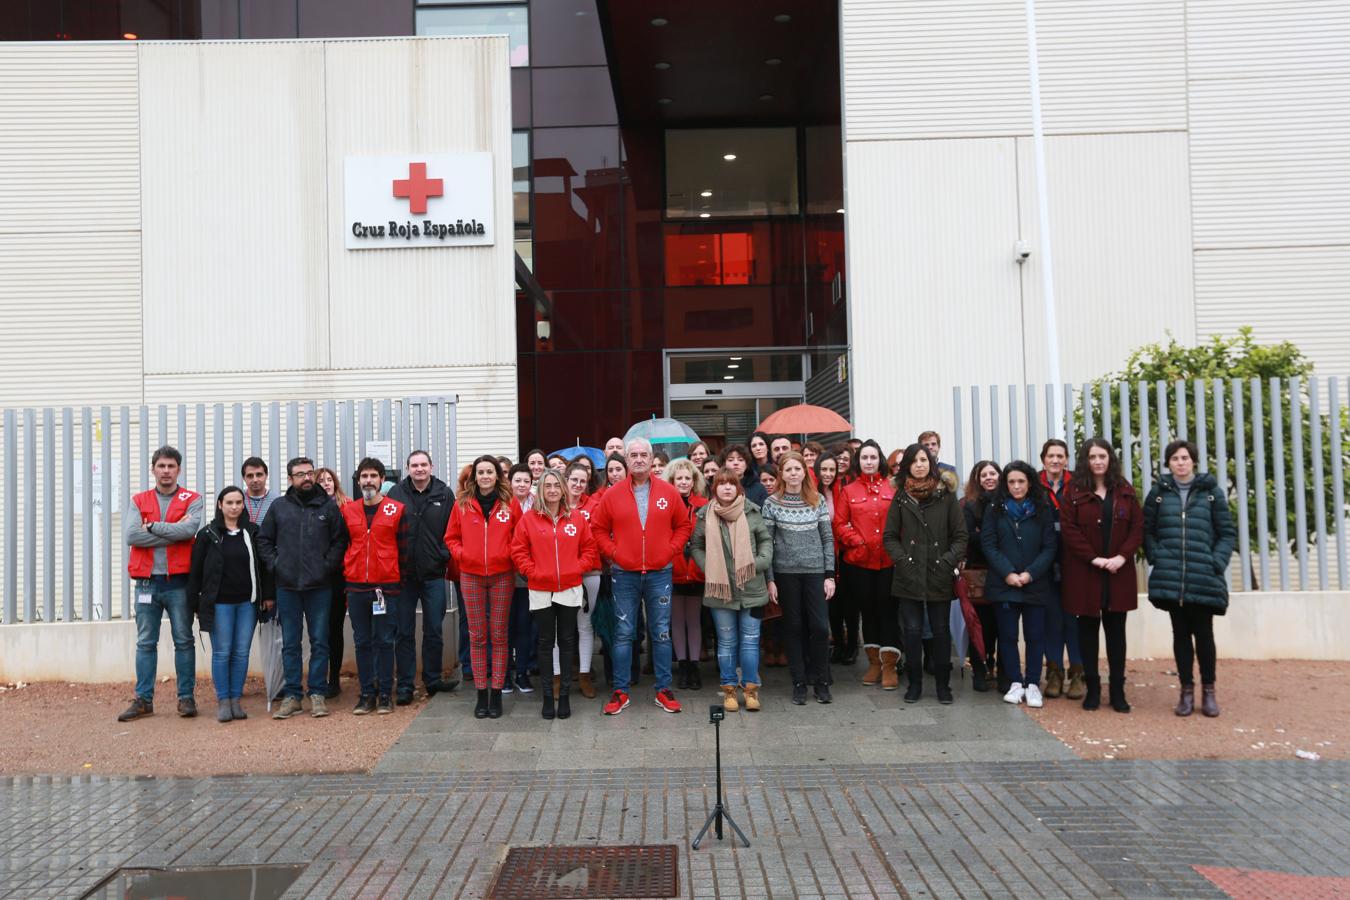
[861,645,882,685]
[1082,675,1101,711]
[742,683,760,712]
[721,684,739,712]
[1065,664,1086,699]
[1175,685,1195,717]
[879,649,901,691]
[1200,683,1220,717]
[578,672,596,699]
[1109,679,1131,713]
[1044,663,1064,698]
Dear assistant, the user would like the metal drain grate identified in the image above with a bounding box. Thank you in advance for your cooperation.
[488,844,679,899]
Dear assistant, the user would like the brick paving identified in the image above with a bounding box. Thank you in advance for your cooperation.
[2,758,1348,898]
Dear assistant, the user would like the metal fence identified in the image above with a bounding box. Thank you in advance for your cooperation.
[0,396,457,625]
[950,377,1349,593]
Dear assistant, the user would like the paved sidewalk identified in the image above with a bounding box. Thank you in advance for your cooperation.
[3,758,1348,898]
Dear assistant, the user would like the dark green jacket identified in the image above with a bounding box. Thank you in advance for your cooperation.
[1143,473,1236,613]
[689,501,774,611]
[882,486,968,601]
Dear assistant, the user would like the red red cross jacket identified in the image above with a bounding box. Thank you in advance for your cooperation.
[510,507,599,592]
[833,473,896,570]
[127,487,201,578]
[589,476,694,573]
[673,493,708,584]
[444,495,520,577]
[342,497,405,587]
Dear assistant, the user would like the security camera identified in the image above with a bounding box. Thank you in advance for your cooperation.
[1014,240,1031,264]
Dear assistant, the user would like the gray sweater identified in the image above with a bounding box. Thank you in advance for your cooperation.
[761,493,834,576]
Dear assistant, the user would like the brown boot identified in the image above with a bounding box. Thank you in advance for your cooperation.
[861,645,882,685]
[1065,664,1086,699]
[880,649,901,691]
[1200,683,1220,717]
[578,672,596,699]
[721,684,739,712]
[1175,684,1195,717]
[1044,663,1064,698]
[742,683,760,712]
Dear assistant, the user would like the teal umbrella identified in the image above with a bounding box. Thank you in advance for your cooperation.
[623,417,700,460]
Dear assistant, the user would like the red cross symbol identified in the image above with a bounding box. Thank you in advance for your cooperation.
[392,162,443,214]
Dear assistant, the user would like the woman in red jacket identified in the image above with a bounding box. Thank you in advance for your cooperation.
[445,455,519,720]
[666,458,709,690]
[1060,438,1144,714]
[511,469,599,720]
[833,440,897,687]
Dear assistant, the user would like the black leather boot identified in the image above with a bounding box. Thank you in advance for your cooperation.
[1175,685,1194,717]
[1109,679,1131,713]
[541,691,555,720]
[474,688,490,719]
[935,666,954,705]
[970,655,990,692]
[1082,675,1101,711]
[1200,683,1220,717]
[488,688,503,719]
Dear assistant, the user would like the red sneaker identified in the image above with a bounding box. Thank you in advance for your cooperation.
[654,688,682,714]
[603,690,630,716]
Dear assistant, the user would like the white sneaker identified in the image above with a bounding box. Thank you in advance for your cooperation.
[1003,682,1025,705]
[1024,684,1044,708]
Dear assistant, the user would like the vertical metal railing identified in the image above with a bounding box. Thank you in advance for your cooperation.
[0,396,457,623]
[950,377,1349,593]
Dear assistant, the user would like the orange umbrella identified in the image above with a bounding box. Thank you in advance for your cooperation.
[757,403,852,434]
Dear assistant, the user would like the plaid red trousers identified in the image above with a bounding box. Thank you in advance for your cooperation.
[460,572,515,690]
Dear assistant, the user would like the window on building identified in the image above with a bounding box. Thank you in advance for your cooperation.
[415,3,529,67]
[665,128,799,220]
[513,131,531,224]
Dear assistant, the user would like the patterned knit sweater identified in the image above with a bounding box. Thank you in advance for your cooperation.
[761,493,834,575]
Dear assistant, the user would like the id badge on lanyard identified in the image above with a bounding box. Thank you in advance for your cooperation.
[372,587,387,616]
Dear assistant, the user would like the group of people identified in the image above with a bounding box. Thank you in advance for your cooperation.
[117,425,1237,726]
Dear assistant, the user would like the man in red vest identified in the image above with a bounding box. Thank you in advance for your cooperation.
[118,446,204,722]
[342,457,410,715]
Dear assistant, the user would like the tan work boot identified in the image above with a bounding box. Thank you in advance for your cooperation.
[861,645,882,685]
[1065,664,1086,699]
[743,683,760,711]
[880,649,901,690]
[1044,663,1064,698]
[721,684,739,712]
[578,672,595,699]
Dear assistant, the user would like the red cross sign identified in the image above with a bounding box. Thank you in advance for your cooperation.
[392,162,444,214]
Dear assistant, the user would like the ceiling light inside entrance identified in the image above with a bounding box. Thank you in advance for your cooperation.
[723,375,735,380]
[700,190,712,197]
[723,153,737,161]
[727,364,740,369]
[651,17,668,26]
[699,213,711,218]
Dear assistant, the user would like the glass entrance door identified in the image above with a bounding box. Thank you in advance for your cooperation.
[665,350,806,453]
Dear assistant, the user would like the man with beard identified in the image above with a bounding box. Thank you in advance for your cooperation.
[258,456,347,719]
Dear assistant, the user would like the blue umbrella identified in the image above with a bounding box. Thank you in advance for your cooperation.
[551,445,608,467]
[624,417,700,460]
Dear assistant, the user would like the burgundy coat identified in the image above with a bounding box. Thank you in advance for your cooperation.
[1059,481,1144,615]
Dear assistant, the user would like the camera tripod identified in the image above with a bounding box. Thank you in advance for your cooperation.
[692,704,750,849]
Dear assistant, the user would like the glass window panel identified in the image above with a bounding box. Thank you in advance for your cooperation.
[513,131,531,224]
[511,68,531,129]
[670,353,803,385]
[804,125,844,215]
[532,127,623,290]
[529,0,606,67]
[416,5,528,67]
[665,128,799,219]
[531,67,618,128]
[664,286,805,349]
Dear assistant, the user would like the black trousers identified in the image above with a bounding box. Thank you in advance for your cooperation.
[1169,606,1217,686]
[534,602,578,693]
[327,580,347,686]
[777,572,831,685]
[846,563,898,651]
[972,603,998,668]
[901,598,952,680]
[1078,611,1128,683]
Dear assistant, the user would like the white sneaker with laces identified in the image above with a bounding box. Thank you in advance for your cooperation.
[1003,682,1025,705]
[1024,684,1044,708]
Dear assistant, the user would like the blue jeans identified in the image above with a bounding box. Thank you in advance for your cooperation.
[133,575,195,702]
[610,566,673,692]
[349,589,398,697]
[1043,595,1082,669]
[396,578,447,692]
[995,602,1047,686]
[276,586,330,699]
[209,601,256,701]
[710,606,761,686]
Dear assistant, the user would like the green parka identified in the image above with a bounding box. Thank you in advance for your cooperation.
[1142,472,1236,614]
[882,486,968,601]
[689,501,774,611]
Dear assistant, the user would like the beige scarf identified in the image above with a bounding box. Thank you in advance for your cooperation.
[703,496,756,602]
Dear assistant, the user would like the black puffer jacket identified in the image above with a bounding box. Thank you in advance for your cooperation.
[257,487,347,591]
[882,485,968,601]
[187,520,274,631]
[1143,473,1236,613]
[387,475,453,582]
